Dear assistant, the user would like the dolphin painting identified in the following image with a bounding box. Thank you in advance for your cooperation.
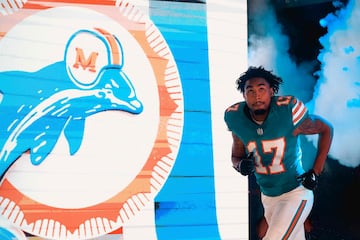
[0,28,143,182]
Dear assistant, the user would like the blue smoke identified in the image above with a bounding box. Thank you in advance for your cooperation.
[248,0,360,168]
[312,0,360,167]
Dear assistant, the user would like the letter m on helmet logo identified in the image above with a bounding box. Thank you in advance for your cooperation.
[73,47,98,73]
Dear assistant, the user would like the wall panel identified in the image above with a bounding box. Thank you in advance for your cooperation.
[0,0,248,239]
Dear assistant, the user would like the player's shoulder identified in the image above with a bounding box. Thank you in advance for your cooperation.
[225,101,246,114]
[273,95,308,126]
[273,95,304,109]
[224,101,246,122]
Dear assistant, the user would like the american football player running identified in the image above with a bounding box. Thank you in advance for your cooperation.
[224,66,333,240]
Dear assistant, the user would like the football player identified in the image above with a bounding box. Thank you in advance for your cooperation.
[224,66,333,239]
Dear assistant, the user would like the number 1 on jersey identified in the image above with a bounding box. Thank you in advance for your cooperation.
[247,138,286,175]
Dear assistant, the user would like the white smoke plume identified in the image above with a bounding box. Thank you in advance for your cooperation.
[248,0,360,168]
[312,0,360,167]
[248,0,317,103]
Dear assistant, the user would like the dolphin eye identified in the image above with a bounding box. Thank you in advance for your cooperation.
[109,79,119,89]
[100,69,137,99]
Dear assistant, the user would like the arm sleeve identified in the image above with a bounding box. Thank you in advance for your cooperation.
[291,97,308,128]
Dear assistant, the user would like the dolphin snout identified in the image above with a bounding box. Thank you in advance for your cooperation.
[130,99,143,114]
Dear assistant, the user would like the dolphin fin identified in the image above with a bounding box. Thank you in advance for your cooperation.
[63,119,85,155]
[30,130,62,165]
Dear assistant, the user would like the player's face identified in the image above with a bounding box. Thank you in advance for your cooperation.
[243,77,273,116]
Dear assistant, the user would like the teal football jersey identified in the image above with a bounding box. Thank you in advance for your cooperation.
[224,96,308,196]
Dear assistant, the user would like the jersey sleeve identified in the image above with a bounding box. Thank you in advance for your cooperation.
[224,102,247,139]
[291,97,308,127]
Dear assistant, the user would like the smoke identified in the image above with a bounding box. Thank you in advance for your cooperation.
[248,0,317,103]
[313,0,360,167]
[248,0,360,168]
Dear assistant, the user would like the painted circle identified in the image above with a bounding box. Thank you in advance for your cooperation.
[0,2,183,239]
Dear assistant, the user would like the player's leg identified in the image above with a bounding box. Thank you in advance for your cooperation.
[257,216,313,239]
[261,185,314,240]
[257,216,268,239]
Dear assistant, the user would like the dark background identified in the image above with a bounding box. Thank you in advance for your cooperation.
[248,0,360,239]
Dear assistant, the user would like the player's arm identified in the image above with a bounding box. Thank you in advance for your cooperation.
[231,132,246,167]
[231,133,255,176]
[293,114,333,175]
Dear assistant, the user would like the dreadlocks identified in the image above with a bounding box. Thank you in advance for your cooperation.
[236,66,283,94]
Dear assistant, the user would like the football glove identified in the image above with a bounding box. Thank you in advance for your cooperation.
[233,152,255,176]
[297,169,319,190]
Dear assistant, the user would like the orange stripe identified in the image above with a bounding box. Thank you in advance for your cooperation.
[109,227,123,234]
[95,28,120,65]
[30,0,116,5]
[282,200,307,240]
[292,100,301,115]
[293,106,307,125]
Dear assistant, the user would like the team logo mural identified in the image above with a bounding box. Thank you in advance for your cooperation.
[0,1,183,239]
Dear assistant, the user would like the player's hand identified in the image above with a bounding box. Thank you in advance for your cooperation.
[233,152,255,176]
[297,169,319,190]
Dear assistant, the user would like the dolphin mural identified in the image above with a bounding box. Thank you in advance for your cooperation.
[0,28,143,182]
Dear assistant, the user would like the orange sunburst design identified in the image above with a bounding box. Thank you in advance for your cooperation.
[0,1,183,239]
